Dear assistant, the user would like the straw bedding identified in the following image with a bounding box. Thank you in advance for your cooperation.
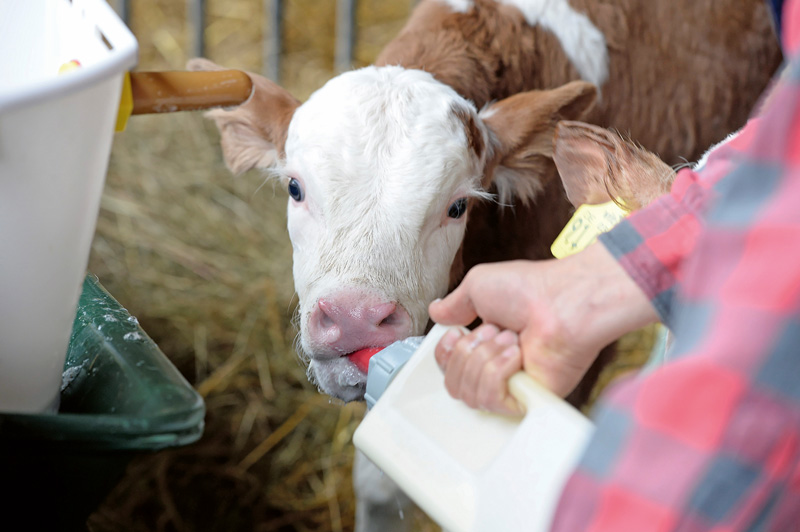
[86,1,654,530]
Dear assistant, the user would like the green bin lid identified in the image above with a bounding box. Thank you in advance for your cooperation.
[0,274,205,450]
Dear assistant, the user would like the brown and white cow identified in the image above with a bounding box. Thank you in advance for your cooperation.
[193,0,780,528]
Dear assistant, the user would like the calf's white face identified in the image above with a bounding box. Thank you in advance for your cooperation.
[282,67,488,401]
[191,59,597,402]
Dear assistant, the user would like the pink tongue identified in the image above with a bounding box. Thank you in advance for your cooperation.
[348,347,384,373]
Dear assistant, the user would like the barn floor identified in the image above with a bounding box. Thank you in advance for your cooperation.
[86,1,657,530]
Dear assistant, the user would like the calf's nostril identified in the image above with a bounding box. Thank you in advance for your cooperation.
[378,311,403,327]
[317,298,341,330]
[376,305,411,332]
[370,302,398,327]
[319,308,335,329]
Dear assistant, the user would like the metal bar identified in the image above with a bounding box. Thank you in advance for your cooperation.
[335,0,357,73]
[188,0,206,58]
[115,0,131,27]
[264,0,283,82]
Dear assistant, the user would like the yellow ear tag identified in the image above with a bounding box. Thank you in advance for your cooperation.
[551,200,629,259]
[115,72,133,132]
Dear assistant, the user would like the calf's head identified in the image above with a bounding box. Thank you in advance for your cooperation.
[190,59,596,402]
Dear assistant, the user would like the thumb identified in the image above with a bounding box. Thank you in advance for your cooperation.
[428,284,479,326]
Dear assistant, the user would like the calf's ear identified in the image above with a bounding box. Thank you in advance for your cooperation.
[187,58,300,175]
[480,81,596,205]
[552,120,619,208]
[553,120,676,210]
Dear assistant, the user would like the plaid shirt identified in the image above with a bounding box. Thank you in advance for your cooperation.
[550,2,800,531]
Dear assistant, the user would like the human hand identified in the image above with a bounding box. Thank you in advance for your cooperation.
[430,243,658,408]
[434,323,524,415]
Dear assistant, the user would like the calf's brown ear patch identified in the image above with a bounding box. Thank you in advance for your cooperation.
[188,58,301,175]
[480,81,597,205]
[552,120,619,207]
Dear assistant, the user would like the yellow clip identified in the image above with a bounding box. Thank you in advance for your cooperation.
[551,201,628,259]
[115,72,133,132]
[58,60,81,75]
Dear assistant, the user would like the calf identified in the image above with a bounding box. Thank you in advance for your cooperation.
[192,0,779,405]
[192,0,780,528]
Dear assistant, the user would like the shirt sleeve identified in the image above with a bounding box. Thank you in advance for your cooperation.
[551,26,800,532]
[598,122,759,327]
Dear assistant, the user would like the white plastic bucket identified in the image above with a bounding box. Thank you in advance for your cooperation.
[354,325,594,532]
[0,0,138,413]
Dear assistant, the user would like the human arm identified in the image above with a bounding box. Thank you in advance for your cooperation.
[597,119,758,326]
[551,29,800,531]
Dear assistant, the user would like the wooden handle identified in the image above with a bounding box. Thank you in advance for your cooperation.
[130,70,253,115]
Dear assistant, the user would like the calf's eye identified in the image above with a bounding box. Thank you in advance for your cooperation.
[288,178,304,202]
[447,198,467,219]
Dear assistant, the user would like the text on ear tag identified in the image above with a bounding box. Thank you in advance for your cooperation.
[550,201,628,259]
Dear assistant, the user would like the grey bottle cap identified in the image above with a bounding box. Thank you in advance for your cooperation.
[364,335,424,410]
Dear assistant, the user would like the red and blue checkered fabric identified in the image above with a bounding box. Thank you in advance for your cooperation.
[551,2,800,531]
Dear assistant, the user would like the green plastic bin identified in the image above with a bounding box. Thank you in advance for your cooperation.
[0,274,205,529]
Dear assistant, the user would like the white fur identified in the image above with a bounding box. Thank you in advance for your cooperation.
[493,166,545,206]
[279,66,488,401]
[438,0,474,13]
[439,0,609,88]
[693,128,741,171]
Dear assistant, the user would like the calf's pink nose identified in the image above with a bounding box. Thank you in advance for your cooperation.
[308,296,411,354]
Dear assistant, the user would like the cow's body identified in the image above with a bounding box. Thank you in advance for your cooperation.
[380,0,780,272]
[383,0,778,160]
[193,0,781,529]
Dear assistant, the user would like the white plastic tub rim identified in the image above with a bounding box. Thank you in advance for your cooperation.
[0,0,138,113]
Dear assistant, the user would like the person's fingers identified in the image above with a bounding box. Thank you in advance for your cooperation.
[443,324,498,401]
[434,327,464,370]
[473,330,521,413]
[459,326,504,408]
[428,280,479,326]
[493,329,519,348]
[476,344,524,415]
[459,328,516,407]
